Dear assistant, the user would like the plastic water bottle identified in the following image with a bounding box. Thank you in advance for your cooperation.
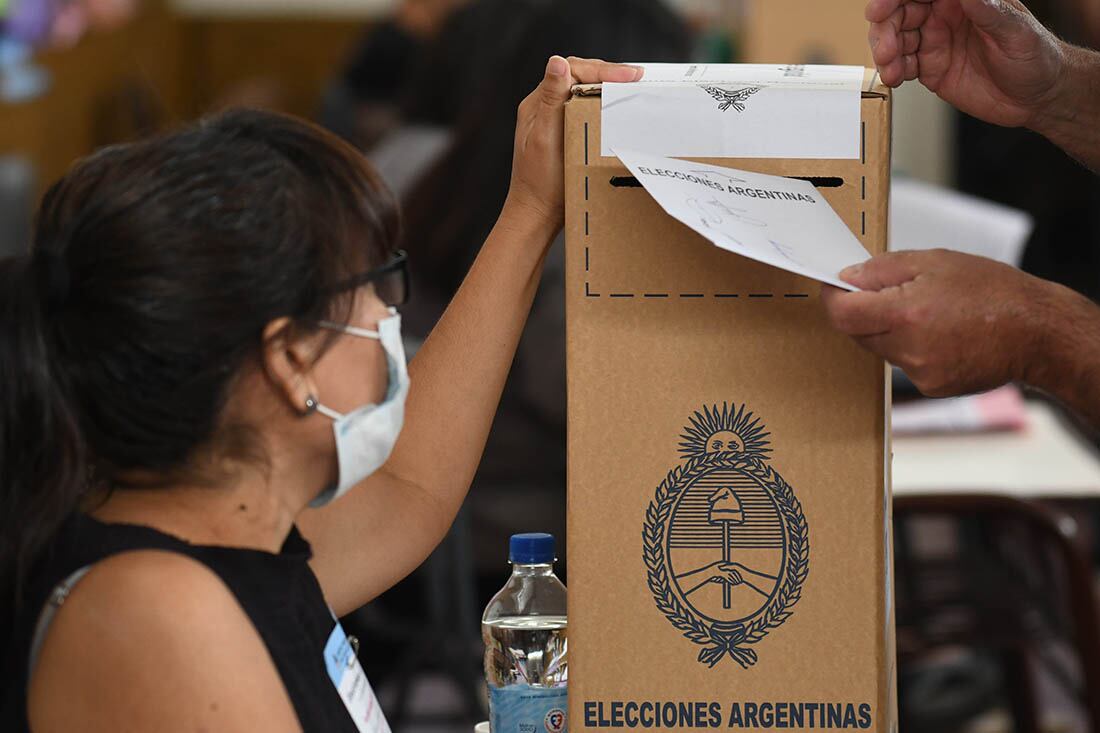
[482,533,568,733]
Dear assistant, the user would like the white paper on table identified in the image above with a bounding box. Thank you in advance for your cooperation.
[615,148,871,291]
[891,385,1028,436]
[890,178,1033,267]
[602,64,865,159]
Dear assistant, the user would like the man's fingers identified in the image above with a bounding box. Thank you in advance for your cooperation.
[896,0,933,30]
[878,54,907,87]
[883,1,933,36]
[866,0,903,23]
[821,287,902,337]
[822,288,912,363]
[565,56,644,85]
[870,27,920,68]
[900,29,921,55]
[852,333,906,366]
[869,0,931,85]
[866,0,934,26]
[870,20,900,66]
[839,252,924,291]
[823,250,937,335]
[903,53,920,80]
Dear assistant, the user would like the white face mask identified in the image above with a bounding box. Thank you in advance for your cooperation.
[308,309,410,507]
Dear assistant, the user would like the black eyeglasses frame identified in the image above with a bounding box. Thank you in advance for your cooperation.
[330,250,410,306]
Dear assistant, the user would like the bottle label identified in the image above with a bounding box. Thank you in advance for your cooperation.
[490,685,568,733]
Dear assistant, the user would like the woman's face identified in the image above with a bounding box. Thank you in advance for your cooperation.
[309,285,393,415]
[234,283,395,500]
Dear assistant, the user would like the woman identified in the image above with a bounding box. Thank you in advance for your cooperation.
[0,56,641,731]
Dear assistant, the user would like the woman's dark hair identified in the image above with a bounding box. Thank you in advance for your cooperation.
[0,108,398,637]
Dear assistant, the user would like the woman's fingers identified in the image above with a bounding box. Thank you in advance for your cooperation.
[520,54,645,141]
[532,55,574,113]
[528,55,642,120]
[565,56,644,85]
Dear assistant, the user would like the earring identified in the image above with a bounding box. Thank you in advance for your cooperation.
[304,395,318,415]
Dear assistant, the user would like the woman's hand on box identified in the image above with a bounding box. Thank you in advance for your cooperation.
[820,249,1068,397]
[504,56,642,233]
[866,0,1065,129]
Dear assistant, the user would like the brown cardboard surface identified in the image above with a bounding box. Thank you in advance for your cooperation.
[564,76,895,731]
[742,0,875,67]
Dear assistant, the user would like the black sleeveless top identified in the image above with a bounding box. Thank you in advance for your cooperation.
[1,513,362,732]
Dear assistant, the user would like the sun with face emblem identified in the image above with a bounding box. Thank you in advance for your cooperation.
[677,402,771,460]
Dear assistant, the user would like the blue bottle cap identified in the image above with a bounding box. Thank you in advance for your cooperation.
[509,533,555,564]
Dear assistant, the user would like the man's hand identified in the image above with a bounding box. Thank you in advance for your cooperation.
[867,0,1065,128]
[823,250,1100,426]
[821,250,1052,397]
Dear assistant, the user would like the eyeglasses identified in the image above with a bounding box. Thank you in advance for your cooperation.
[332,250,410,307]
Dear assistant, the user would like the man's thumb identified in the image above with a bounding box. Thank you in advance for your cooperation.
[958,0,1029,44]
[839,252,921,291]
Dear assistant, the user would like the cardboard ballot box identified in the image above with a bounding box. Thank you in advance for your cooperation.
[564,70,894,731]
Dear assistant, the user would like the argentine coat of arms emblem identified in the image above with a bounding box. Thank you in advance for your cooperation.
[643,403,809,668]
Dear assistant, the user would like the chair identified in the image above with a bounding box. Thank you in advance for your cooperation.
[894,494,1100,732]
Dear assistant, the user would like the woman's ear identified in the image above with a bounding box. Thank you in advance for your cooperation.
[261,317,324,414]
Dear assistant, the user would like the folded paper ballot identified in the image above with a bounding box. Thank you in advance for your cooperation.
[614,148,871,291]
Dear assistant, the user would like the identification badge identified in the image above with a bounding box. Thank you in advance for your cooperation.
[324,621,391,733]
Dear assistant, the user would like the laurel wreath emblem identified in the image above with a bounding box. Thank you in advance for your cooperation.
[643,450,809,668]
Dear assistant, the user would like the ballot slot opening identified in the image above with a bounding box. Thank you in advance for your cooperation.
[609,175,846,189]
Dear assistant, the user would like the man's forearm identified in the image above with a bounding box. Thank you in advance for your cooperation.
[1033,43,1100,173]
[1024,281,1100,427]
